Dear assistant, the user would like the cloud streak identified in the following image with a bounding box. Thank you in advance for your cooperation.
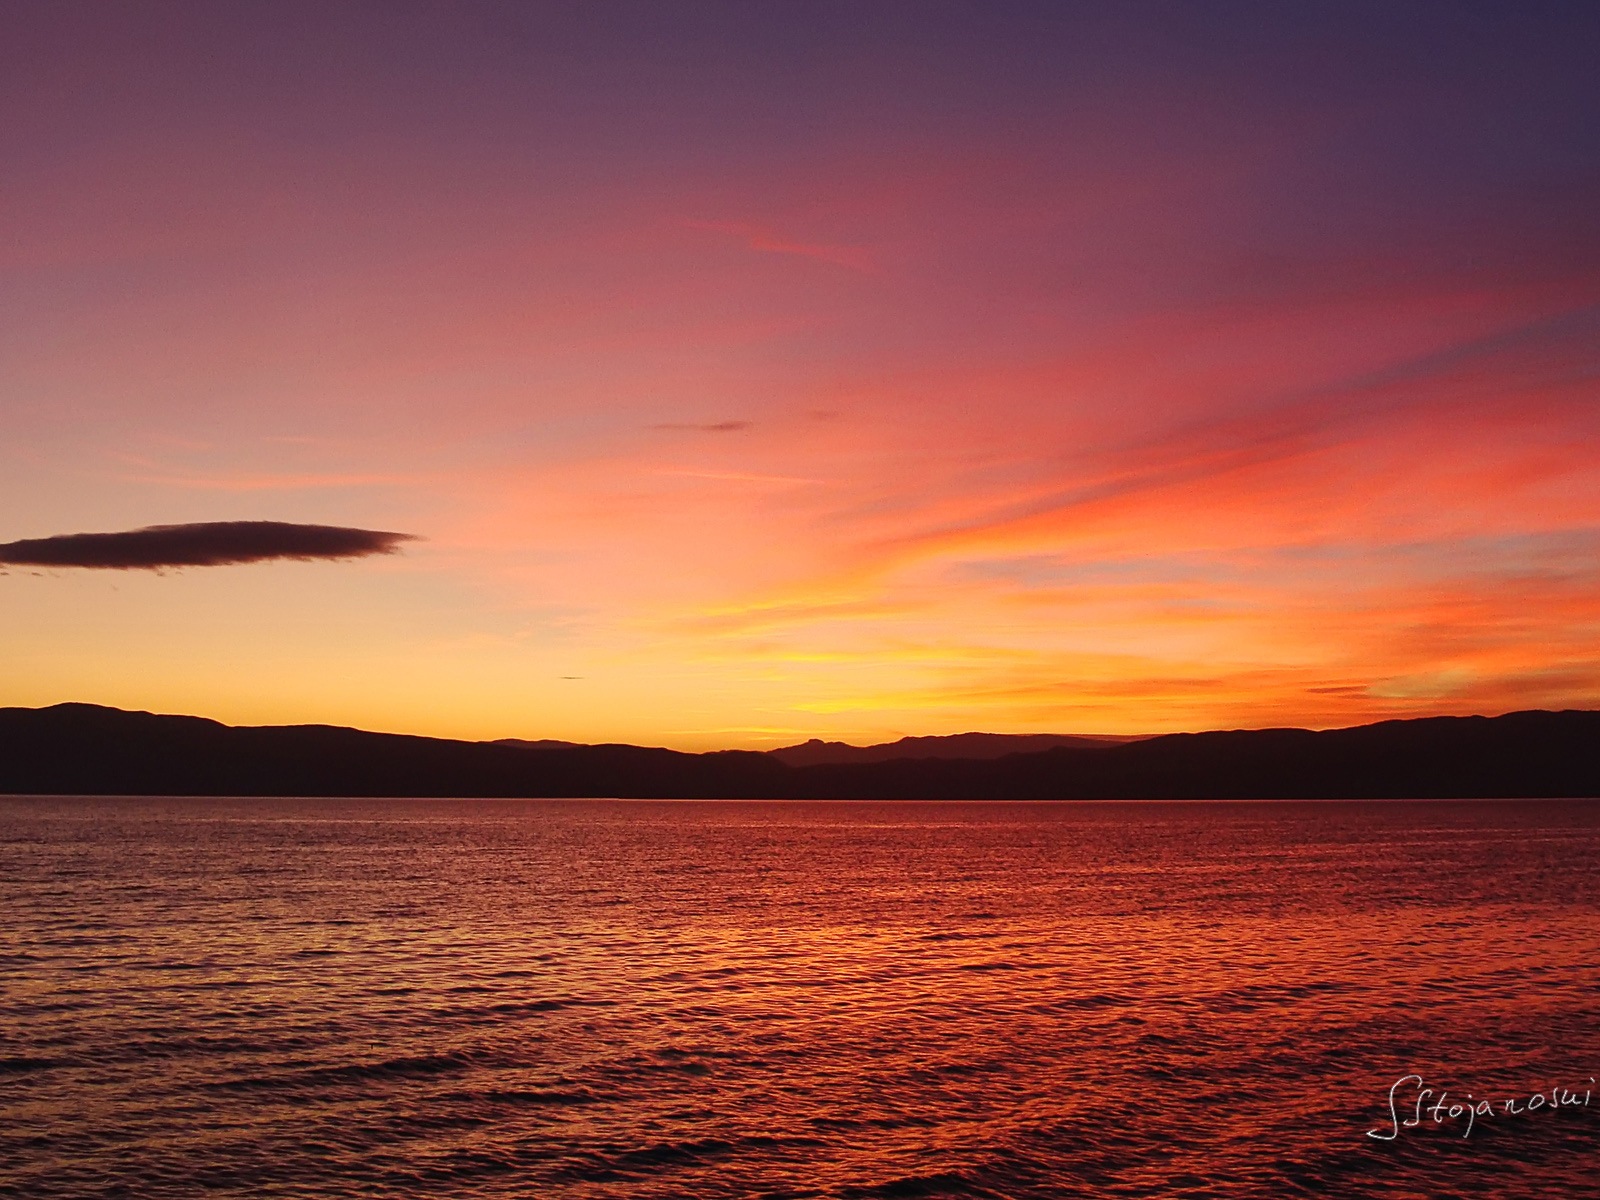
[651,421,753,433]
[0,521,417,570]
[685,221,875,273]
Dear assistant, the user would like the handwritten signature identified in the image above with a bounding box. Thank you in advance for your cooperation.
[1368,1074,1594,1140]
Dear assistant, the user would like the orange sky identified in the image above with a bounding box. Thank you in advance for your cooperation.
[3,4,1598,748]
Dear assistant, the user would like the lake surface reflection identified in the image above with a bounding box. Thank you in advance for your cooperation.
[4,797,1597,1197]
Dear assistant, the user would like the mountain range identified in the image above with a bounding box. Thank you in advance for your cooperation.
[764,732,1143,767]
[1,703,1596,799]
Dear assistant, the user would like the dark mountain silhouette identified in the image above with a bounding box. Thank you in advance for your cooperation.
[0,703,1596,799]
[492,737,591,751]
[0,705,785,800]
[491,732,1140,764]
[768,732,1142,767]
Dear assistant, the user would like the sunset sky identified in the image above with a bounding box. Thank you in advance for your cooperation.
[4,2,1598,748]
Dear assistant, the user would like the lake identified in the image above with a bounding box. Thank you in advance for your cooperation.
[3,796,1597,1197]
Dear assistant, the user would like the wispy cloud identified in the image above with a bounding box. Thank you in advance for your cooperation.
[650,420,753,433]
[653,468,826,486]
[117,471,415,491]
[686,220,875,273]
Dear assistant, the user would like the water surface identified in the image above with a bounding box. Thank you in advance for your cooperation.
[3,797,1597,1197]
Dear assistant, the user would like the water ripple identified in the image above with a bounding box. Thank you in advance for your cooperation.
[1,796,1597,1198]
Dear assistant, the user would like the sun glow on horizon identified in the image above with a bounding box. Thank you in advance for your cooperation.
[4,5,1598,748]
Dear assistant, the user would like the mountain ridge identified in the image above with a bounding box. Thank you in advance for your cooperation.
[766,732,1145,767]
[1,703,1597,799]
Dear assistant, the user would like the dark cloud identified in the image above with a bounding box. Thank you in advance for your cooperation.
[651,420,752,433]
[0,521,417,570]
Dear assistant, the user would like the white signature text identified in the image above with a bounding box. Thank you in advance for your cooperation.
[1368,1073,1594,1140]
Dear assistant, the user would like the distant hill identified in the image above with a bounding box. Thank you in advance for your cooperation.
[491,738,591,751]
[493,732,1140,763]
[768,732,1143,767]
[0,703,1597,800]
